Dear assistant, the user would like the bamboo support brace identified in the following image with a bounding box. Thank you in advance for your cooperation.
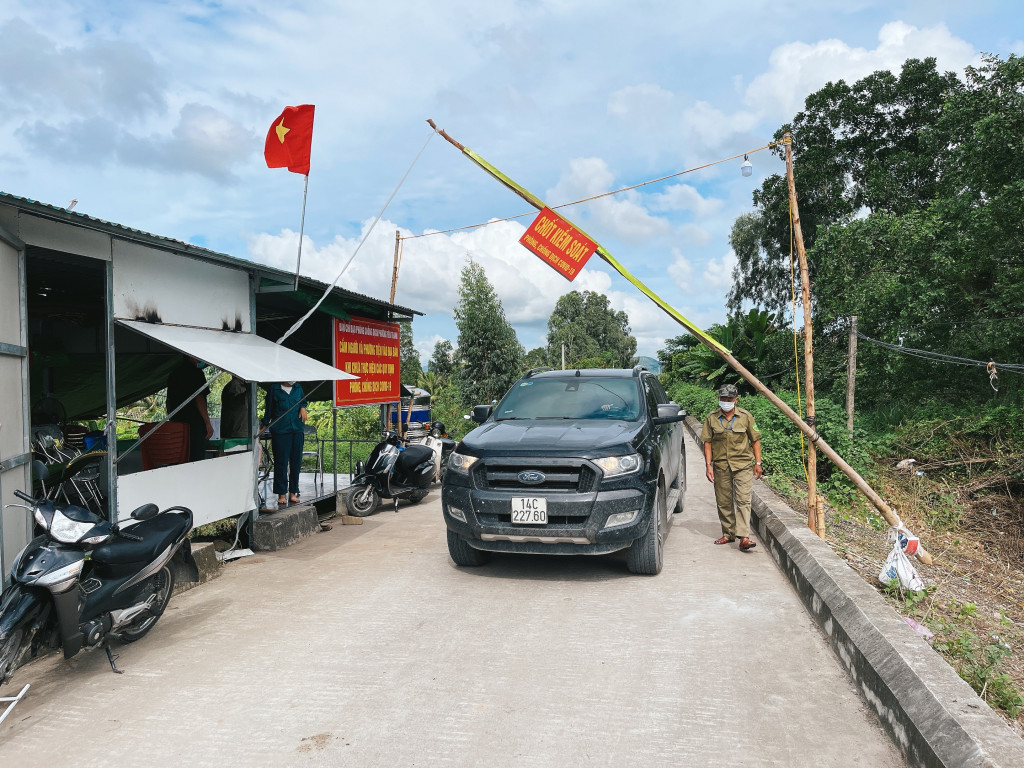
[427,119,934,567]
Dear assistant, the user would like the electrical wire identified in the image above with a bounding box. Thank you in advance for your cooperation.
[275,128,436,344]
[400,140,785,241]
[854,331,1024,373]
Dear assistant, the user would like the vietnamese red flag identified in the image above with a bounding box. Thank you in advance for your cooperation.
[264,105,315,175]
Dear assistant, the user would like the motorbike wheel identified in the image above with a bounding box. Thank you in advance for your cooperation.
[408,490,428,504]
[345,485,380,517]
[0,627,29,687]
[117,564,175,644]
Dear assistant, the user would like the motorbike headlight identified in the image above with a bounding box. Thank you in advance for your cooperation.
[50,509,97,544]
[593,453,643,478]
[447,452,479,475]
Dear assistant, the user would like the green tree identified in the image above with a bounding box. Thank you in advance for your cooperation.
[399,323,422,386]
[428,339,456,383]
[523,347,549,369]
[453,261,524,405]
[726,54,1024,407]
[545,291,637,369]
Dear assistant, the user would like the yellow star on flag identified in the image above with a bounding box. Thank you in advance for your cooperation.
[275,119,290,144]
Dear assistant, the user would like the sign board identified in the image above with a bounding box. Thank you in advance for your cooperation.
[332,315,401,407]
[519,208,597,281]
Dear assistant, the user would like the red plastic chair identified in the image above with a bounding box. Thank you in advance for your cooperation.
[138,422,190,470]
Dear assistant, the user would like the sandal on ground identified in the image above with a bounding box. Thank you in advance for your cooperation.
[714,535,735,545]
[289,495,301,504]
[277,496,287,506]
[739,538,757,552]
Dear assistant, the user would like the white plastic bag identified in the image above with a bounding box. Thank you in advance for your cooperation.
[879,540,925,591]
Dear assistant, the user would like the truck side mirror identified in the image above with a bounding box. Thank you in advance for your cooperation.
[471,404,493,424]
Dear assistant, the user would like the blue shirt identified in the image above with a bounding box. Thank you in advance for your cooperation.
[262,384,308,434]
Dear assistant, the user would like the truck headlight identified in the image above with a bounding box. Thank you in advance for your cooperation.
[447,452,479,475]
[593,454,642,478]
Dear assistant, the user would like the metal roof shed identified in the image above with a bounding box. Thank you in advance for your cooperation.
[0,193,419,581]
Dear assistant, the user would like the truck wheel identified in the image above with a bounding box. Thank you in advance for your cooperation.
[345,485,380,517]
[447,529,490,567]
[673,486,686,515]
[627,483,665,575]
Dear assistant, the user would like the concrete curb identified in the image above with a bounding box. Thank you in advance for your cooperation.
[685,416,1024,768]
[252,504,319,551]
[173,541,219,596]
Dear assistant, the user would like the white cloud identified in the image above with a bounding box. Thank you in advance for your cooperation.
[668,250,694,293]
[701,250,739,291]
[546,158,670,245]
[649,183,723,217]
[415,333,446,362]
[745,22,980,118]
[607,83,675,129]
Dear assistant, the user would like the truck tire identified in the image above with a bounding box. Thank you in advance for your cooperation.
[447,529,490,567]
[627,483,665,575]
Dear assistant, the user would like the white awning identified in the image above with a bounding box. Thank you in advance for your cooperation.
[117,320,358,383]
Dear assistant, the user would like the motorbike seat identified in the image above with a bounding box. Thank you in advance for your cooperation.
[91,512,190,565]
[397,443,433,472]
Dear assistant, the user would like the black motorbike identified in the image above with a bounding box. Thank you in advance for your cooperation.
[344,430,435,516]
[0,490,198,686]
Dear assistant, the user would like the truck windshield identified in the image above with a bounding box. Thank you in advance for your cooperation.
[494,377,642,421]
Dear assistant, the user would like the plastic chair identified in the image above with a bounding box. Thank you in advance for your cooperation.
[138,422,190,471]
[62,423,89,452]
[301,424,323,493]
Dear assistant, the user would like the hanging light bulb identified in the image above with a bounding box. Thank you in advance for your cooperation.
[741,154,753,177]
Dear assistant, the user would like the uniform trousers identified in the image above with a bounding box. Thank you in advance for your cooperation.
[271,431,304,495]
[712,462,754,538]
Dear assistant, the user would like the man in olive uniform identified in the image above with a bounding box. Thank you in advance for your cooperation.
[700,383,762,551]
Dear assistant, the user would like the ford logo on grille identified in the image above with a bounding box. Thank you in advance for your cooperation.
[518,470,546,485]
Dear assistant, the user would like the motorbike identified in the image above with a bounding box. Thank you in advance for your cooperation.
[0,490,199,686]
[344,430,435,516]
[407,421,458,483]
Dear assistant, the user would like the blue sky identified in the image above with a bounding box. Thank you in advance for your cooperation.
[1,1,1021,363]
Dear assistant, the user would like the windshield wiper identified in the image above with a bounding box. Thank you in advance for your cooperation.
[495,416,529,421]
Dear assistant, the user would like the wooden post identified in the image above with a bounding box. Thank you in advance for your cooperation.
[784,132,822,539]
[846,315,858,436]
[389,230,401,304]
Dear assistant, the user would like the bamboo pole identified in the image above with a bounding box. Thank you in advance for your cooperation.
[389,229,401,304]
[784,132,821,538]
[847,316,858,436]
[427,119,933,565]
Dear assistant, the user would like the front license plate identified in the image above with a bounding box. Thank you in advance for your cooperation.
[511,497,547,524]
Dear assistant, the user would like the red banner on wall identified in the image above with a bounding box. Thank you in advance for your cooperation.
[332,315,402,407]
[519,207,598,281]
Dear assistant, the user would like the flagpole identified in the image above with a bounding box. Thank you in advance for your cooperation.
[293,173,309,290]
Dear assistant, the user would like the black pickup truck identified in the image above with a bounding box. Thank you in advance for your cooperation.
[441,367,686,575]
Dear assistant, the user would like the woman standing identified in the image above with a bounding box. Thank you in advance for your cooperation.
[260,381,308,507]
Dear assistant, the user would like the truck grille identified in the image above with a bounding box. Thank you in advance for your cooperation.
[475,459,597,493]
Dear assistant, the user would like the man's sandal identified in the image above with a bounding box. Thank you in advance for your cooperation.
[714,536,735,545]
[739,538,757,552]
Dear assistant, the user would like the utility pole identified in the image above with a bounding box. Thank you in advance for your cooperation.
[846,316,858,436]
[784,132,824,539]
[389,230,401,304]
[561,342,565,370]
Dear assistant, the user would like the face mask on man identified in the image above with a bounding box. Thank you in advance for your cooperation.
[719,400,736,412]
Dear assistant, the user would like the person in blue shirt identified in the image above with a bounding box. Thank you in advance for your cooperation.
[259,381,308,507]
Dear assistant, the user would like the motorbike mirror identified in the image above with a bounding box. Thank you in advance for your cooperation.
[130,503,159,521]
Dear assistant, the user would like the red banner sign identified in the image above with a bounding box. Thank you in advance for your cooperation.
[519,208,598,281]
[332,315,402,407]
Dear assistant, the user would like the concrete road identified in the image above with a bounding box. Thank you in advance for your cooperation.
[0,434,905,767]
